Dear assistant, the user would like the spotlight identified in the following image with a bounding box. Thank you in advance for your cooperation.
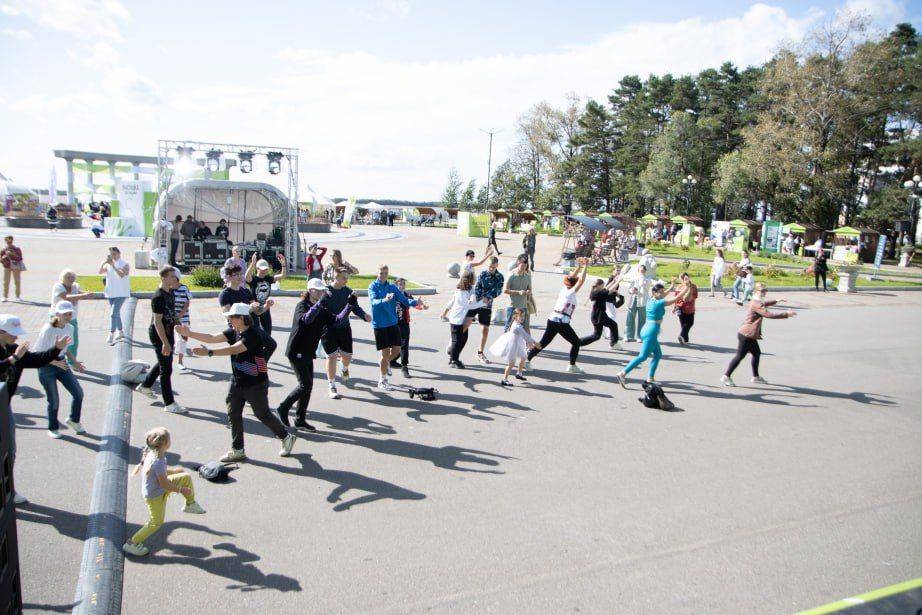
[267,151,284,175]
[239,151,254,174]
[205,149,223,172]
[175,146,196,177]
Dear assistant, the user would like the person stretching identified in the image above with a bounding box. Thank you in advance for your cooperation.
[445,272,481,369]
[721,282,795,386]
[440,247,493,320]
[579,274,623,349]
[368,264,426,389]
[322,268,371,399]
[178,303,296,462]
[527,257,590,374]
[616,279,679,388]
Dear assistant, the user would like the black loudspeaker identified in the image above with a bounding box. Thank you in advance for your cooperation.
[0,386,22,613]
[183,241,202,266]
[202,239,228,264]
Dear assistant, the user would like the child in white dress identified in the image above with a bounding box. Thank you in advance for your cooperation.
[489,308,539,387]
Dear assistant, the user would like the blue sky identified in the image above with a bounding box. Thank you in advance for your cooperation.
[0,0,916,200]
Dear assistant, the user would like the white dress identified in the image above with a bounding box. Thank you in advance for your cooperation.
[489,321,536,364]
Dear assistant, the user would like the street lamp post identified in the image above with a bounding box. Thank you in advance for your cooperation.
[564,179,575,215]
[902,174,921,246]
[681,175,697,214]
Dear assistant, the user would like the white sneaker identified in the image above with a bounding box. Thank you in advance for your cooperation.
[279,433,296,457]
[65,419,86,434]
[720,375,736,387]
[164,403,188,414]
[135,384,156,399]
[567,364,585,374]
[122,542,149,557]
[106,332,115,345]
[182,501,206,514]
[377,379,393,392]
[445,342,452,356]
[0,297,5,303]
[751,376,767,384]
[48,430,62,439]
[328,385,342,400]
[616,372,627,389]
[13,491,28,505]
[113,331,124,342]
[177,364,191,374]
[220,449,247,462]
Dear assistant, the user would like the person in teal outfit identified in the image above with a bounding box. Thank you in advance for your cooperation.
[616,279,679,387]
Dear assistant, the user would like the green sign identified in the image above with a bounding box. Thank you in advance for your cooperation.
[762,220,783,252]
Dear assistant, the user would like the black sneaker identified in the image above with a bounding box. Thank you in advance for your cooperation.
[402,366,410,378]
[293,418,316,432]
[514,373,527,381]
[500,379,513,387]
[449,360,466,369]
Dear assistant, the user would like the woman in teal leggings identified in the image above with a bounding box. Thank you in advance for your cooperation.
[616,279,678,387]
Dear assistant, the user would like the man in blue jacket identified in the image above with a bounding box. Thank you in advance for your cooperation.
[368,264,427,391]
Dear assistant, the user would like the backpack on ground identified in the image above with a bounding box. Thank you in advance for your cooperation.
[197,461,238,482]
[639,381,675,411]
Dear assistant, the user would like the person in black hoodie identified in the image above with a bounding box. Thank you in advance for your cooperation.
[389,277,415,378]
[579,275,623,349]
[0,314,71,504]
[277,278,354,429]
[321,268,370,400]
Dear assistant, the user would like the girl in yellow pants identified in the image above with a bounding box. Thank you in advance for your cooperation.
[123,427,205,556]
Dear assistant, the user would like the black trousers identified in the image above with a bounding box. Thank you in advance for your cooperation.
[169,238,179,265]
[529,319,584,365]
[579,315,619,346]
[678,312,695,343]
[725,333,761,377]
[449,324,468,362]
[488,237,500,253]
[815,271,827,290]
[141,326,175,405]
[277,356,313,422]
[391,321,411,367]
[227,381,287,450]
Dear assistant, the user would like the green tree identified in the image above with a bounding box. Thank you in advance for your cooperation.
[442,168,462,209]
[639,111,703,215]
[572,99,618,211]
[459,179,477,211]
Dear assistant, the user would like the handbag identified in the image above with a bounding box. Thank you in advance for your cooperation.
[526,293,537,315]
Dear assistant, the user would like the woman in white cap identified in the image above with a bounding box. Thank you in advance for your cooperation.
[0,313,70,504]
[178,303,296,462]
[34,301,86,438]
[245,252,286,333]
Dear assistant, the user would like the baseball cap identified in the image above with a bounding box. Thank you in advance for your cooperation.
[54,300,75,314]
[226,303,252,317]
[256,259,270,271]
[0,315,26,336]
[307,278,328,293]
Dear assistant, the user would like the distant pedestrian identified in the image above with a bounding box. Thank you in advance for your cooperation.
[487,223,502,255]
[721,283,796,387]
[1,235,25,302]
[813,251,829,292]
[170,215,183,265]
[45,204,58,232]
[523,228,537,271]
[710,249,726,297]
[100,246,130,344]
[672,272,698,345]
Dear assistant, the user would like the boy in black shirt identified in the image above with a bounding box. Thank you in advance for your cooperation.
[178,302,295,462]
[136,266,186,414]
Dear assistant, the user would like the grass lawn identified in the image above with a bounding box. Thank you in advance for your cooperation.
[75,274,421,293]
[644,243,809,267]
[586,262,922,289]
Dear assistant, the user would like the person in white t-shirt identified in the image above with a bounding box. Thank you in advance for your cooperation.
[526,257,590,374]
[99,247,131,344]
[34,301,86,438]
[50,268,93,366]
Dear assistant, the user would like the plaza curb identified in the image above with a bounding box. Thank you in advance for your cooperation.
[73,298,136,615]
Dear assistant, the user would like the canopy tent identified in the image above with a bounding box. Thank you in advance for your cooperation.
[640,213,670,224]
[832,226,880,263]
[490,209,510,218]
[782,221,822,234]
[729,218,760,230]
[671,215,705,226]
[155,179,294,247]
[445,208,459,219]
[566,214,608,233]
[832,226,871,238]
[0,173,36,197]
[519,211,541,221]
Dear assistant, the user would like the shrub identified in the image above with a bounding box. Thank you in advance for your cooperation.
[680,244,690,252]
[682,258,691,271]
[189,265,223,288]
[763,264,784,279]
[703,244,714,254]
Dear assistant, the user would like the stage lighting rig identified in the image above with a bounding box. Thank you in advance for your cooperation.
[239,151,255,173]
[267,151,284,175]
[205,149,223,172]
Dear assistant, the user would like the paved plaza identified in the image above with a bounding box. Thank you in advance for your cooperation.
[5,226,922,613]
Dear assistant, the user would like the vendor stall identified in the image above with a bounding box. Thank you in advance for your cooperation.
[490,209,512,231]
[671,215,705,247]
[832,226,881,264]
[729,219,762,251]
[781,222,824,256]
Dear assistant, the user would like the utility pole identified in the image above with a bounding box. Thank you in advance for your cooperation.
[481,128,500,209]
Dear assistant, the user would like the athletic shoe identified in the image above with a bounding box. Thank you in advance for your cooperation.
[440,315,448,322]
[445,342,452,355]
[279,433,297,457]
[0,297,5,303]
[377,379,394,391]
[610,342,623,351]
[678,336,686,345]
[220,449,247,462]
[328,384,342,400]
[113,331,124,342]
[514,373,527,381]
[401,366,410,378]
[500,379,513,387]
[164,403,188,415]
[106,332,114,345]
[65,419,86,434]
[122,542,149,557]
[135,385,156,399]
[387,367,392,377]
[48,430,62,439]
[735,300,743,306]
[616,372,627,389]
[177,364,191,374]
[567,364,585,374]
[293,418,316,432]
[751,376,767,384]
[182,501,206,514]
[389,360,401,368]
[449,360,465,370]
[12,492,27,505]
[720,375,736,387]
[477,352,490,365]
[341,367,350,383]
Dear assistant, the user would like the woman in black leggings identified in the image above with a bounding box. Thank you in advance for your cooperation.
[813,251,828,291]
[721,283,795,386]
[528,258,589,374]
[579,274,622,349]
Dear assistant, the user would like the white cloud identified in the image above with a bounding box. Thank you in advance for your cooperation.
[841,0,905,22]
[1,27,32,40]
[379,0,411,16]
[0,0,130,41]
[67,41,121,66]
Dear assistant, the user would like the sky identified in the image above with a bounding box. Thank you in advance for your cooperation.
[0,0,917,201]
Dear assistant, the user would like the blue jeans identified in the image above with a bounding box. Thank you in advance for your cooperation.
[38,364,84,431]
[731,277,743,300]
[108,297,126,332]
[625,303,646,340]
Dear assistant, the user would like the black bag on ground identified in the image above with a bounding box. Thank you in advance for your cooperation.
[408,386,438,401]
[639,381,674,411]
[197,461,238,482]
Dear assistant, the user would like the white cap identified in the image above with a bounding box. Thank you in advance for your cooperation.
[307,278,328,293]
[54,300,75,314]
[225,303,252,317]
[0,315,26,336]
[256,259,270,271]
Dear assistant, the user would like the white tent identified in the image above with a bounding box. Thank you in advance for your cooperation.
[307,185,334,206]
[362,201,385,211]
[0,172,36,196]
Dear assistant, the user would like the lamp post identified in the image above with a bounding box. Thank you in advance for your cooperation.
[902,174,921,246]
[564,179,575,215]
[681,174,697,214]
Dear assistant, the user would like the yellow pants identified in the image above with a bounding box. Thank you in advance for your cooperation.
[130,472,194,545]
